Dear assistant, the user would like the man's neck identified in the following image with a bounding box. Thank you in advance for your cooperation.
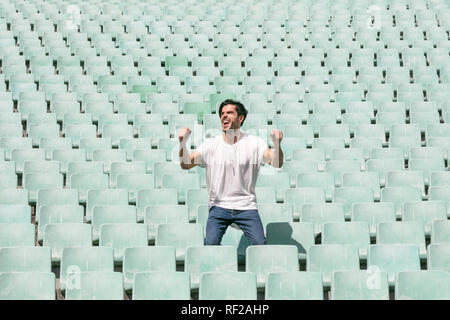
[222,129,242,145]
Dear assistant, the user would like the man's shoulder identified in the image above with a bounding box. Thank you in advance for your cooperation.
[242,133,267,146]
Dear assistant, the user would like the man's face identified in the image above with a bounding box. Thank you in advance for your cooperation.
[220,104,243,132]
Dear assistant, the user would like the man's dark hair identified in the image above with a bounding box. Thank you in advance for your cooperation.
[218,99,248,126]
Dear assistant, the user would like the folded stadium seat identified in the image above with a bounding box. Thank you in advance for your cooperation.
[199,272,257,300]
[145,205,189,243]
[86,189,129,223]
[366,157,404,187]
[137,124,170,148]
[402,200,447,236]
[0,123,23,139]
[78,138,112,161]
[23,160,60,178]
[37,203,84,241]
[27,119,59,146]
[333,186,374,220]
[39,138,73,160]
[99,223,147,263]
[325,160,362,187]
[52,149,88,175]
[282,161,319,188]
[84,102,114,122]
[386,170,426,197]
[0,272,56,300]
[132,271,190,300]
[64,271,124,300]
[300,202,346,237]
[427,243,450,272]
[0,204,31,224]
[11,148,47,174]
[0,246,51,277]
[246,245,299,289]
[185,246,237,290]
[341,113,372,135]
[91,149,127,174]
[91,205,137,242]
[342,171,381,200]
[98,113,129,134]
[130,149,165,173]
[68,171,109,203]
[430,210,450,239]
[10,82,37,101]
[296,172,334,201]
[59,246,114,292]
[108,161,145,187]
[257,203,294,231]
[330,270,390,300]
[155,223,204,263]
[43,223,92,262]
[101,124,133,147]
[409,159,445,187]
[136,187,178,221]
[254,171,289,202]
[0,138,31,161]
[395,270,450,300]
[307,244,360,287]
[322,221,371,259]
[64,124,98,148]
[186,189,209,223]
[429,171,450,189]
[428,185,450,215]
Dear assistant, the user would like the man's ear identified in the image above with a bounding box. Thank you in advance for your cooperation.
[238,115,244,126]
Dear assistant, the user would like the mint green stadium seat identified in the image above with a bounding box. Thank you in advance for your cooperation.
[36,188,79,221]
[300,203,346,236]
[137,125,171,148]
[402,201,447,236]
[283,161,319,187]
[0,247,51,273]
[38,205,84,242]
[381,186,423,217]
[297,172,334,201]
[354,124,387,144]
[116,174,154,204]
[285,188,326,221]
[282,126,314,147]
[255,187,277,204]
[155,223,204,263]
[322,222,371,259]
[60,247,114,291]
[145,205,189,242]
[123,247,176,291]
[66,161,104,185]
[430,172,450,187]
[199,272,257,300]
[136,189,178,223]
[98,114,129,134]
[367,159,404,187]
[86,189,129,223]
[246,245,299,288]
[395,270,450,300]
[65,271,124,300]
[109,162,146,188]
[368,243,421,286]
[427,243,450,272]
[408,158,445,185]
[69,173,109,203]
[120,137,153,160]
[133,271,190,300]
[331,270,389,300]
[265,272,323,300]
[65,124,97,148]
[307,244,360,287]
[325,160,362,187]
[386,171,425,195]
[312,138,346,160]
[0,138,32,161]
[153,162,186,189]
[0,272,55,300]
[79,138,112,161]
[92,205,137,242]
[40,138,73,160]
[23,160,60,178]
[377,221,426,258]
[342,171,381,199]
[185,246,237,289]
[258,203,294,231]
[84,102,114,122]
[102,124,133,147]
[92,150,127,174]
[0,173,16,188]
[431,220,450,243]
[16,99,44,121]
[28,124,60,147]
[255,172,290,202]
[63,113,93,134]
[23,173,64,202]
[0,221,35,247]
[162,173,201,204]
[186,189,209,223]
[0,124,24,138]
[11,149,46,174]
[0,161,14,175]
[43,223,92,262]
[331,148,365,166]
[99,223,147,262]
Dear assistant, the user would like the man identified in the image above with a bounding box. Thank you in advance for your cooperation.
[178,99,283,245]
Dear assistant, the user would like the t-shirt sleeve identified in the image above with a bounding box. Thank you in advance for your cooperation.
[258,137,269,165]
[194,139,208,168]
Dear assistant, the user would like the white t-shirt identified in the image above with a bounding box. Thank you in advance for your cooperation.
[195,132,268,210]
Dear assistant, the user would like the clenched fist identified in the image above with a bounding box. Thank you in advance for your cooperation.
[178,127,191,143]
[270,129,283,144]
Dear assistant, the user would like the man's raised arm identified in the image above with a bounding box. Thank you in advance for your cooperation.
[178,127,201,170]
[263,129,284,168]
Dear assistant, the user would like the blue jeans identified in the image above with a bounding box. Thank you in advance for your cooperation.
[205,206,266,245]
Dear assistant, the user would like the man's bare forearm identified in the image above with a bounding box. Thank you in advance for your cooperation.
[179,142,192,169]
[272,143,284,168]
